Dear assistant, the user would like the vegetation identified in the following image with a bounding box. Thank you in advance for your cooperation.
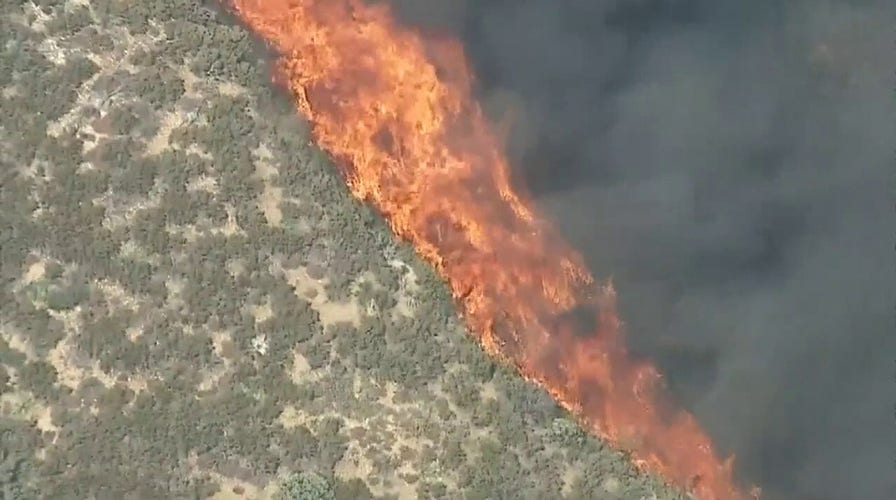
[0,1,686,498]
[278,472,334,500]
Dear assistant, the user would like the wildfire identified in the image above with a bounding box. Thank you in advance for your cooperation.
[226,1,755,498]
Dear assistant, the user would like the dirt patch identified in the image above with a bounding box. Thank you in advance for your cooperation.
[278,264,361,328]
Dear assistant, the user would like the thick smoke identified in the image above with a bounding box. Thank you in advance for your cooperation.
[386,1,896,499]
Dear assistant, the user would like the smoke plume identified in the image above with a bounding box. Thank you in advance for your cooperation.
[386,1,895,498]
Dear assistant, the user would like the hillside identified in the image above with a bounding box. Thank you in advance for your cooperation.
[0,1,686,498]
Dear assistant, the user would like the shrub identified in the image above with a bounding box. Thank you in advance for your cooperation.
[278,471,334,500]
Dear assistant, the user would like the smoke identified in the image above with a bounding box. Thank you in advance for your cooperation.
[385,1,895,499]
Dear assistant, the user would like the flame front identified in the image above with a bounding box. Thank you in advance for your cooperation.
[227,1,754,498]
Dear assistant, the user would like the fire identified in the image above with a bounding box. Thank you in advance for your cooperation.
[225,1,756,498]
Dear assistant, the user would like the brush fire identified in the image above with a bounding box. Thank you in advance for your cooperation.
[225,1,758,498]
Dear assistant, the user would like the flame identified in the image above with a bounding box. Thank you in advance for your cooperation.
[225,1,757,498]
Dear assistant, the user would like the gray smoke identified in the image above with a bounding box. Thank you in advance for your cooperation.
[385,1,895,499]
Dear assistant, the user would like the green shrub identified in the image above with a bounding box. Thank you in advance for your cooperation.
[278,472,334,500]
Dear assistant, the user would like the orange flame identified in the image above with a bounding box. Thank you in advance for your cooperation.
[226,1,757,498]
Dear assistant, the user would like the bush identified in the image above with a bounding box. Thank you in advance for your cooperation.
[278,472,334,500]
[45,283,89,311]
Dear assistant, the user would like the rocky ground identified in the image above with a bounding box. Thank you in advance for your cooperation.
[0,1,686,498]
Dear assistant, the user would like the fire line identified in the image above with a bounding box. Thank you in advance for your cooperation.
[224,1,757,498]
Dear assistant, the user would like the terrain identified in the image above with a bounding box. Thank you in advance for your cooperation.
[0,1,687,498]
